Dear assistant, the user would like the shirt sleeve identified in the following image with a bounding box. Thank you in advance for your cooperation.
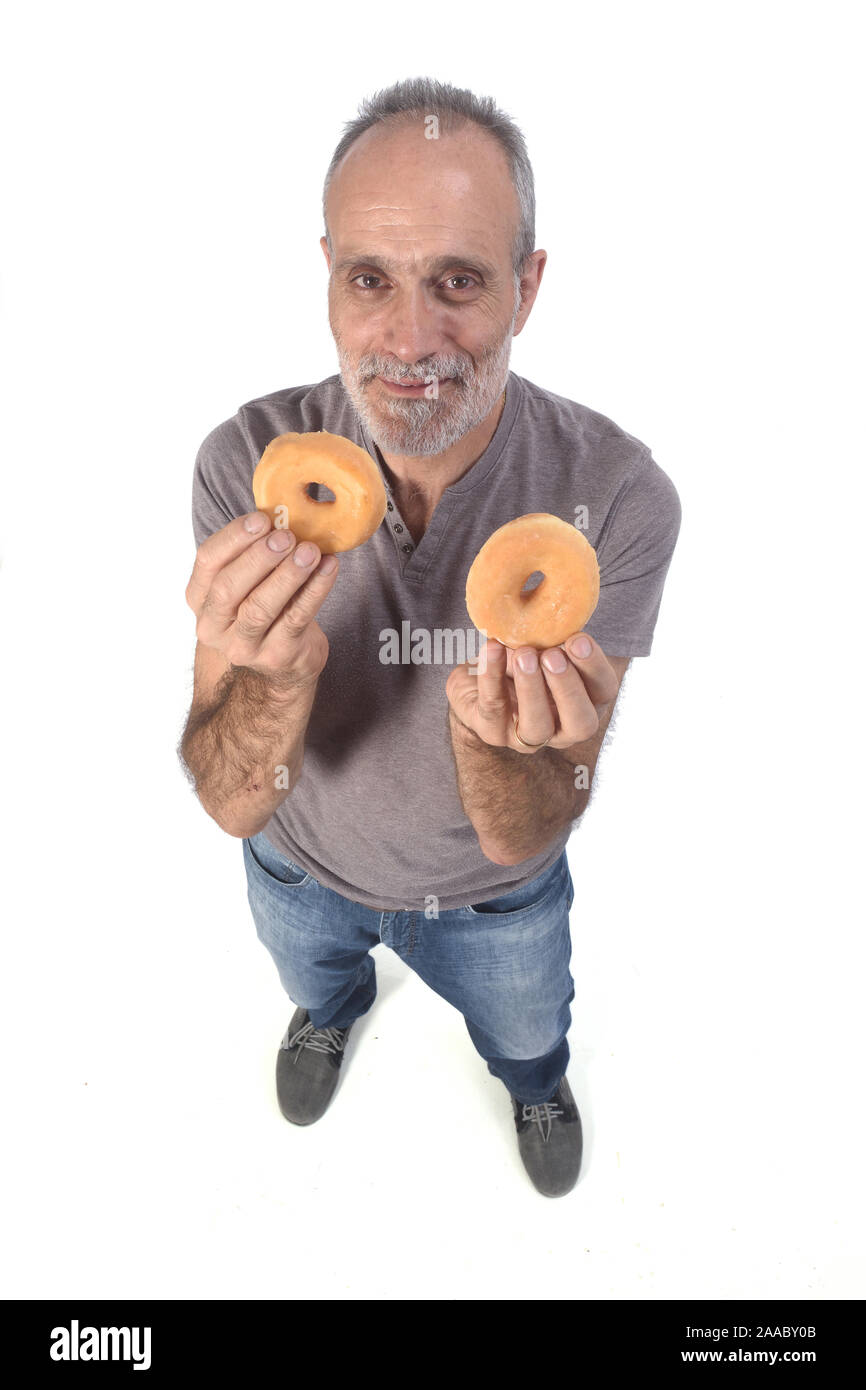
[582,449,683,658]
[190,413,257,550]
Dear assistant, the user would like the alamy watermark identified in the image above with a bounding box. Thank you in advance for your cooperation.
[379,621,485,666]
[50,1320,151,1371]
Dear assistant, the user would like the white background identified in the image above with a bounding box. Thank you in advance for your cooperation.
[1,0,863,1300]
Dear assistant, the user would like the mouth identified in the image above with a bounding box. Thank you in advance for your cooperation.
[377,375,456,396]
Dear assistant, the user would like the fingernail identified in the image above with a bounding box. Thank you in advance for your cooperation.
[542,649,567,673]
[516,650,538,673]
[570,636,592,658]
[294,542,318,566]
[244,512,267,532]
[319,554,337,574]
[267,530,292,551]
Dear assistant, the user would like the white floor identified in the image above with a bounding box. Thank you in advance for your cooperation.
[3,729,861,1301]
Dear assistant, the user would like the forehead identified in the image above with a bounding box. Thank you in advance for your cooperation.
[326,121,517,263]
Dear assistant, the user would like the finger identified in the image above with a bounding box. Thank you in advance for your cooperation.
[445,665,480,730]
[273,551,341,639]
[562,633,621,708]
[538,646,600,744]
[469,642,515,679]
[230,536,332,645]
[474,639,513,736]
[196,530,320,651]
[511,647,557,746]
[186,512,272,616]
[469,639,518,680]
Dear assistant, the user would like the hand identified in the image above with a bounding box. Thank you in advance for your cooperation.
[445,633,621,754]
[185,512,339,686]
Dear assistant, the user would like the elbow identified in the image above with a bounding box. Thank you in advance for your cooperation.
[479,821,579,867]
[478,838,539,867]
[217,814,275,841]
[220,801,284,840]
[192,766,300,841]
[479,843,512,866]
[198,796,270,841]
[202,802,253,840]
[221,818,258,840]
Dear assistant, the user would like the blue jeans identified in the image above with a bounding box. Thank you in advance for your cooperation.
[242,832,576,1106]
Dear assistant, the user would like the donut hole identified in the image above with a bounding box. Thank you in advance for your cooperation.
[520,570,545,597]
[305,481,336,503]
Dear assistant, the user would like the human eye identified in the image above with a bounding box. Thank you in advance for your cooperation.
[350,273,386,292]
[442,274,477,291]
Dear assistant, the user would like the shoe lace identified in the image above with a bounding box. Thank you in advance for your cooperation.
[521,1099,563,1142]
[284,1019,348,1060]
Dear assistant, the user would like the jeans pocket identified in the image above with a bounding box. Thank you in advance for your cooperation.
[244,833,312,887]
[466,856,564,917]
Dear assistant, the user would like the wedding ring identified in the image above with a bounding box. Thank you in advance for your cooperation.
[513,715,552,750]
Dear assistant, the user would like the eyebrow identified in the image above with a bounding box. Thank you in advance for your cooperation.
[334,253,500,281]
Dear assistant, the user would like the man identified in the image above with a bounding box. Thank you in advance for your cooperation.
[179,78,682,1199]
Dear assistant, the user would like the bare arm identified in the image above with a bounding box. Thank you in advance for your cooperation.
[447,709,578,864]
[179,642,320,837]
[446,639,629,865]
[177,511,339,838]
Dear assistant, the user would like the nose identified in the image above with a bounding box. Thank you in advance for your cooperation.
[380,282,448,367]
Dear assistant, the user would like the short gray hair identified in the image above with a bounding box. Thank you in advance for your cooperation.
[322,77,536,281]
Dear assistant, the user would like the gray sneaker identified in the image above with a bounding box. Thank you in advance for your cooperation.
[276,1006,355,1125]
[511,1075,583,1197]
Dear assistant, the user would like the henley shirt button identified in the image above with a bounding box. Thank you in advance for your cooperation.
[394,523,404,533]
[387,500,394,510]
[402,543,413,553]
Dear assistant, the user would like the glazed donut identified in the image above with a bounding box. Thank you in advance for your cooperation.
[252,429,387,554]
[465,513,600,650]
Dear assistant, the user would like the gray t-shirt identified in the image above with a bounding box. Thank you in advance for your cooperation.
[190,369,682,910]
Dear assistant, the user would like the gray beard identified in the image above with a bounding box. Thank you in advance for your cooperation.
[334,329,515,459]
